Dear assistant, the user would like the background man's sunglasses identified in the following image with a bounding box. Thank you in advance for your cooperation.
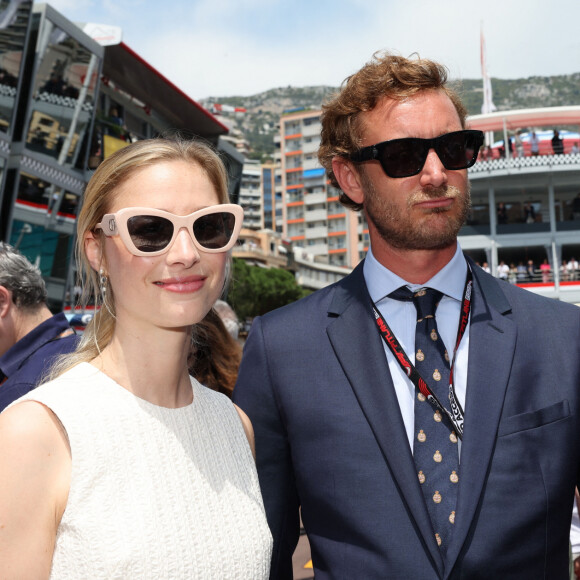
[95,204,244,257]
[348,130,485,178]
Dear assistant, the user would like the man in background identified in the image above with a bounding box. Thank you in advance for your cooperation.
[552,129,564,154]
[0,243,78,411]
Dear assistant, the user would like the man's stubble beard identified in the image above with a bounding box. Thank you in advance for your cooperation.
[360,168,471,251]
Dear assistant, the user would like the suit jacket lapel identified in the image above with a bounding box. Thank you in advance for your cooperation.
[327,263,444,574]
[445,261,517,575]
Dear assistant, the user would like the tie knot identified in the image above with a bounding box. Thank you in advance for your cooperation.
[390,287,443,320]
[413,288,443,320]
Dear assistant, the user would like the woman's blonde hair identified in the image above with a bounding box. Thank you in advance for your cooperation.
[50,137,230,378]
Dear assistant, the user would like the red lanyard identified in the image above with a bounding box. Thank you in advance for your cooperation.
[371,269,472,440]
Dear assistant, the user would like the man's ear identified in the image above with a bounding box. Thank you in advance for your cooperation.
[331,157,365,205]
[0,285,12,318]
[84,231,103,273]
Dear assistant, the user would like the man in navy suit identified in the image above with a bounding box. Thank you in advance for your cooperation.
[233,52,580,579]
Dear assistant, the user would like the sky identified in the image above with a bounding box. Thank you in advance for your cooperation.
[42,0,580,102]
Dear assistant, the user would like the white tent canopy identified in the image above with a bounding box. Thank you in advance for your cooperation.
[468,106,580,133]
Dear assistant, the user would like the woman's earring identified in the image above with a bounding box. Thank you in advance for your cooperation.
[99,268,108,299]
[99,267,115,318]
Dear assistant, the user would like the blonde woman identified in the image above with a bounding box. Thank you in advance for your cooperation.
[0,138,272,578]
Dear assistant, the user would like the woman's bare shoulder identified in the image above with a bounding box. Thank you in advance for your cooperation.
[0,400,71,482]
[0,401,71,576]
[0,399,69,448]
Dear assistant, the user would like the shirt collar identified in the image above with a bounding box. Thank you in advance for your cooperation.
[364,243,468,304]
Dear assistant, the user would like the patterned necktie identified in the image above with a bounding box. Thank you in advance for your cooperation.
[390,287,459,552]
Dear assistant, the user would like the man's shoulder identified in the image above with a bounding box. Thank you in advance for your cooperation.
[33,332,79,358]
[505,281,578,312]
[261,280,338,322]
[260,266,363,325]
[3,333,78,388]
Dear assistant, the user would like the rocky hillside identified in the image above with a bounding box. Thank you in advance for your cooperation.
[200,73,580,161]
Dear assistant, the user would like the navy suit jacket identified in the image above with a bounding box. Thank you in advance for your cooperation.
[234,259,580,579]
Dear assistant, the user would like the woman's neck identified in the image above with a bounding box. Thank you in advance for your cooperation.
[91,324,193,408]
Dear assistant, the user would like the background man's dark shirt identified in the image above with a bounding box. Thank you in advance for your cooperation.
[552,134,564,154]
[0,312,79,411]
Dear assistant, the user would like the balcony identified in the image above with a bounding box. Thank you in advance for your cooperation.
[288,225,305,239]
[304,242,329,255]
[287,212,305,222]
[243,208,262,217]
[284,124,301,136]
[303,157,322,171]
[304,191,327,205]
[470,152,580,179]
[301,123,321,138]
[305,208,327,221]
[239,191,261,201]
[305,225,328,239]
[302,140,319,155]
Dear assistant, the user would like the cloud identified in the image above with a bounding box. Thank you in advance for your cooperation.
[143,27,355,99]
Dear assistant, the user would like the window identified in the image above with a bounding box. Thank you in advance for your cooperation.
[26,21,100,169]
[0,0,32,135]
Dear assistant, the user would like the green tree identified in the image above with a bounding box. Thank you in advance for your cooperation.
[228,259,306,321]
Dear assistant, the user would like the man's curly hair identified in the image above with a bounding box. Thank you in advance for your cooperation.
[318,51,468,211]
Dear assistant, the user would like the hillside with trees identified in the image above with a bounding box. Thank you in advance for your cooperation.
[200,73,580,161]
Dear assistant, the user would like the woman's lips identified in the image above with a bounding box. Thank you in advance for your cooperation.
[154,275,206,293]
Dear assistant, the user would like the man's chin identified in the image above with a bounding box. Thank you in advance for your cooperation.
[407,219,463,249]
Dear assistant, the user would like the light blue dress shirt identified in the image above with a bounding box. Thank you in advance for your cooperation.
[363,244,470,453]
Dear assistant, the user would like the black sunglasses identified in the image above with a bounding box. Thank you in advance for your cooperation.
[348,130,484,178]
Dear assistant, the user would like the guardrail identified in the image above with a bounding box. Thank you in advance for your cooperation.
[470,152,580,174]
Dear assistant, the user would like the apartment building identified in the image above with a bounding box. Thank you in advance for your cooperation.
[239,159,263,229]
[279,108,364,268]
[261,161,282,232]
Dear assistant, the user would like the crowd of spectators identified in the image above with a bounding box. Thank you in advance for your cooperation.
[476,257,580,284]
[478,129,580,160]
